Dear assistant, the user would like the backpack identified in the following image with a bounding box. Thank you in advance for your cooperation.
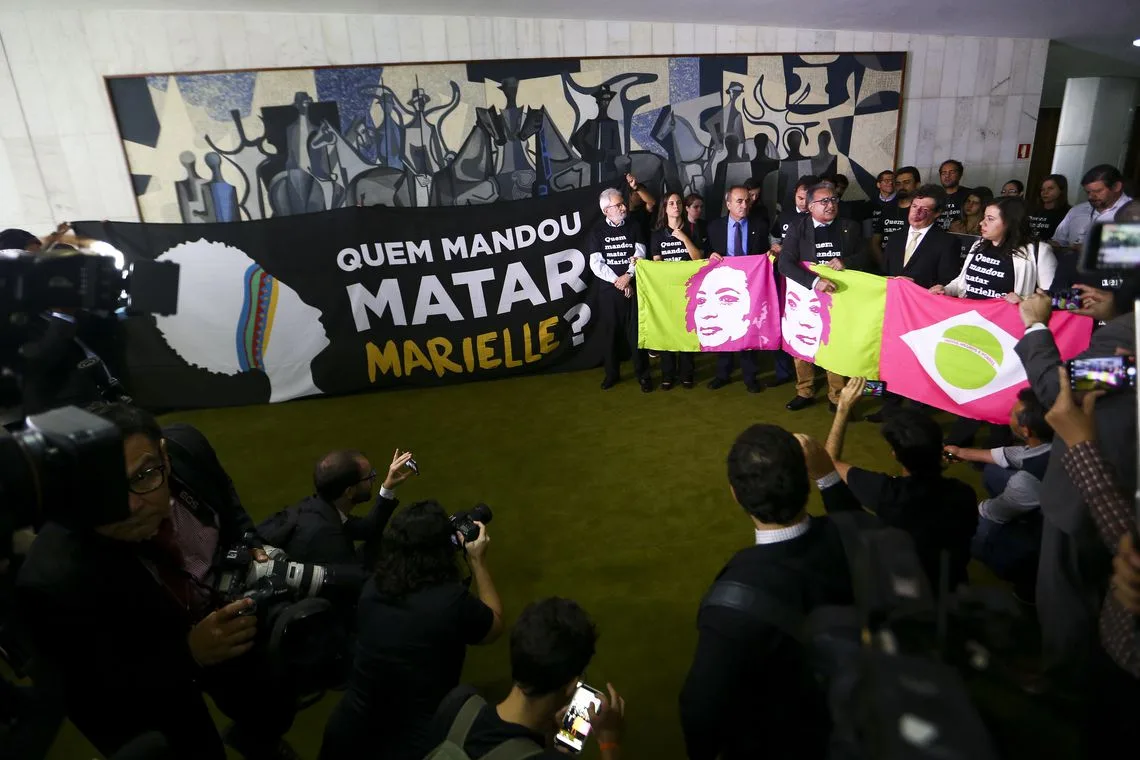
[425,694,545,760]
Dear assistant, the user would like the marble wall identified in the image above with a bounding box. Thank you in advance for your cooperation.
[0,11,1048,232]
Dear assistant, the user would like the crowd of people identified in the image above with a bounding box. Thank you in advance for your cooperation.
[1,158,1139,760]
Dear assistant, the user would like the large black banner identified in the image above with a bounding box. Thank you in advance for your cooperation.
[75,187,610,408]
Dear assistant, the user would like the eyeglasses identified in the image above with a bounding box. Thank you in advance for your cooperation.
[810,197,839,207]
[359,469,377,483]
[604,202,627,212]
[128,463,167,495]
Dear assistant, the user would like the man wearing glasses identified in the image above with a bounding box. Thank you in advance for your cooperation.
[257,448,414,607]
[778,182,867,412]
[588,187,651,392]
[16,402,298,759]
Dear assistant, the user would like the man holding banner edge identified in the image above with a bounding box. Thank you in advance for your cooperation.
[778,183,868,411]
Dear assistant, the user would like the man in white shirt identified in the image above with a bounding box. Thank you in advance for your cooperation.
[1051,164,1132,251]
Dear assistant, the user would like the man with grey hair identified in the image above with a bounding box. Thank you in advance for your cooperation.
[778,182,867,411]
[588,187,652,391]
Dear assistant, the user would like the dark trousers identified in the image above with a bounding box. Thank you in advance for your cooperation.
[598,286,647,382]
[661,352,694,383]
[715,351,758,387]
[1084,649,1140,757]
[202,649,298,756]
[774,350,795,382]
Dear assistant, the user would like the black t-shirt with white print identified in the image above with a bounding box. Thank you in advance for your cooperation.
[813,222,841,262]
[879,204,909,250]
[939,187,972,230]
[771,208,806,243]
[650,227,690,262]
[589,218,643,278]
[962,244,1015,300]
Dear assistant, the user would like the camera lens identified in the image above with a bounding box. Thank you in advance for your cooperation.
[470,503,492,525]
[0,428,49,527]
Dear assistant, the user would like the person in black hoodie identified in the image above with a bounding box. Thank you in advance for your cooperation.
[680,424,854,760]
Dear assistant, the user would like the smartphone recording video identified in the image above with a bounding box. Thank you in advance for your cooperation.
[862,380,886,397]
[1081,221,1140,271]
[553,682,604,754]
[1067,355,1137,392]
[1050,287,1081,311]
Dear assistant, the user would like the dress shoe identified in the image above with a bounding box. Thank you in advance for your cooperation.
[707,377,730,390]
[660,380,675,391]
[640,377,654,393]
[600,378,618,390]
[785,396,814,411]
[682,379,694,389]
[745,383,765,394]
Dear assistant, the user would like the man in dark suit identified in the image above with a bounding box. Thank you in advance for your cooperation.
[778,182,868,411]
[16,403,298,760]
[882,184,961,287]
[868,184,963,422]
[705,185,771,393]
[256,448,413,608]
[1015,295,1135,698]
[679,424,853,760]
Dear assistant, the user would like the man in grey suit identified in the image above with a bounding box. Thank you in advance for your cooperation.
[1015,293,1136,693]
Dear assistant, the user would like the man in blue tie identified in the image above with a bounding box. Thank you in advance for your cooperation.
[706,186,766,393]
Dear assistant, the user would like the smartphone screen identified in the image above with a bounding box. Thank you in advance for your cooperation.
[1050,288,1081,311]
[862,380,886,397]
[1082,221,1140,271]
[1067,355,1137,392]
[553,683,604,754]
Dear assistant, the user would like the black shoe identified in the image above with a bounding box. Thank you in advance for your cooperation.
[601,377,618,390]
[786,396,814,411]
[640,377,654,393]
[682,379,694,389]
[828,402,838,413]
[746,383,765,394]
[661,380,675,391]
[707,377,730,390]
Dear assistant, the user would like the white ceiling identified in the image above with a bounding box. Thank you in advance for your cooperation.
[12,0,1140,63]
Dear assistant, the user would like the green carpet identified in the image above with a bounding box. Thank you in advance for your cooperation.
[47,355,990,759]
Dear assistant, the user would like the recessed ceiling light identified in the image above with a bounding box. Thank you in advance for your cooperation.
[1134,38,1140,47]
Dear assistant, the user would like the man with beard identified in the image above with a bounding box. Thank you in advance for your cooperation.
[257,448,415,607]
[589,187,652,391]
[1052,164,1133,253]
[873,166,920,263]
[937,160,972,230]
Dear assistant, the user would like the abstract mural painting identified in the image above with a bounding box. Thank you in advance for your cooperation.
[105,53,905,223]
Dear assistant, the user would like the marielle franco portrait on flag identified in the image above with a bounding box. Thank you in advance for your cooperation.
[637,260,1094,423]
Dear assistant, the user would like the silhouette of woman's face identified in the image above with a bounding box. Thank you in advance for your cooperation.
[782,280,826,359]
[693,267,751,348]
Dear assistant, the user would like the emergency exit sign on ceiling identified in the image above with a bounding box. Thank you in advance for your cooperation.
[1017,143,1032,160]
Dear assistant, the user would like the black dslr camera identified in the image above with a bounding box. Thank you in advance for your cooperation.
[450,503,492,547]
[213,532,332,616]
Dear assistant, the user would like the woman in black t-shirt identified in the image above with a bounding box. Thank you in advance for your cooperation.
[1028,174,1071,241]
[320,501,502,760]
[934,196,1056,303]
[651,192,703,389]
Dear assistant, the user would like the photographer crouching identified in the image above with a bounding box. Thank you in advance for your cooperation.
[14,403,301,759]
[319,500,503,760]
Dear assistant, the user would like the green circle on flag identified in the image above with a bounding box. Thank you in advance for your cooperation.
[934,325,1002,389]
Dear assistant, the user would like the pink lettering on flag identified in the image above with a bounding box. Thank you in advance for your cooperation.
[684,257,782,351]
[880,279,1093,424]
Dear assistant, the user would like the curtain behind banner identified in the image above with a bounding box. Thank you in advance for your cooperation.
[74,186,613,409]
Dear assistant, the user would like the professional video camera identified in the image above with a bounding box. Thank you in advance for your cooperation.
[450,503,492,546]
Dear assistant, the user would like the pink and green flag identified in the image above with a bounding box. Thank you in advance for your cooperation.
[636,257,781,352]
[879,278,1093,424]
[782,265,885,379]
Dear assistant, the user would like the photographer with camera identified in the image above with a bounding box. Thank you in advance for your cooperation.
[319,500,503,760]
[256,448,414,609]
[14,403,298,760]
[428,597,625,760]
[1015,292,1135,698]
[679,424,855,760]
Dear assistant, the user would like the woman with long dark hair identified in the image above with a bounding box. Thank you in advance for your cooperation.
[933,196,1057,303]
[948,188,990,236]
[320,500,502,760]
[652,192,704,389]
[1029,174,1071,241]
